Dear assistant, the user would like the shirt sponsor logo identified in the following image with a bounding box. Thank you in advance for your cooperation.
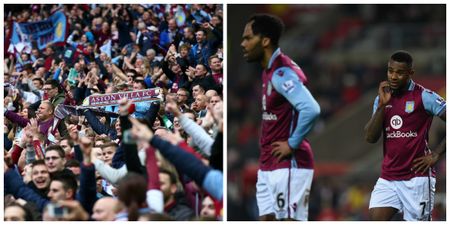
[405,101,414,113]
[282,80,295,94]
[262,95,267,111]
[390,115,403,129]
[262,112,278,121]
[386,130,418,139]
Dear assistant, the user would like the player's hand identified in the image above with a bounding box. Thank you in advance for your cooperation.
[118,97,134,116]
[22,164,33,184]
[130,117,154,142]
[168,44,177,54]
[28,118,39,136]
[165,100,181,117]
[160,129,183,145]
[271,141,293,163]
[4,151,13,172]
[80,136,93,163]
[57,200,89,221]
[68,124,79,143]
[411,152,439,174]
[202,22,213,30]
[378,81,392,107]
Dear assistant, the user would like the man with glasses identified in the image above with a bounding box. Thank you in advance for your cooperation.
[176,88,190,109]
[44,145,70,175]
[125,70,137,86]
[43,79,65,108]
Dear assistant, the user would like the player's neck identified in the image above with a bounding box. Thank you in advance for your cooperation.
[392,79,411,95]
[261,48,276,69]
[392,80,411,96]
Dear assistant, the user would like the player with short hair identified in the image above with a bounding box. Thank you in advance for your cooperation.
[241,14,321,221]
[364,50,446,221]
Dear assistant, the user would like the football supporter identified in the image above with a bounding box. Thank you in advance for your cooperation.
[4,4,222,221]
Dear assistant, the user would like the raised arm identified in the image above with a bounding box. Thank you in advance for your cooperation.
[5,110,30,128]
[145,146,163,213]
[83,109,118,139]
[4,167,49,212]
[166,101,214,156]
[77,137,98,214]
[111,63,128,81]
[130,118,222,200]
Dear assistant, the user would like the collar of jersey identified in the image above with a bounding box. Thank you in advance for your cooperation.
[407,79,415,91]
[267,48,282,69]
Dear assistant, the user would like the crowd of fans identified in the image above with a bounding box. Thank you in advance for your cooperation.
[4,4,223,221]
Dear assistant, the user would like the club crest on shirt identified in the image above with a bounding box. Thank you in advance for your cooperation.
[267,81,273,96]
[277,69,284,77]
[405,101,414,113]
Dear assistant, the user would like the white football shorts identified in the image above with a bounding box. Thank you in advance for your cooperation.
[369,176,436,221]
[256,168,313,220]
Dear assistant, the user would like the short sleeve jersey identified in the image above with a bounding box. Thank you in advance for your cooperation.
[372,80,446,180]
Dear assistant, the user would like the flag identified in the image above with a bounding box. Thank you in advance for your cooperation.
[10,10,67,50]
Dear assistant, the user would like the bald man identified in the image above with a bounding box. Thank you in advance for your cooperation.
[205,89,218,100]
[92,197,118,221]
[192,94,208,118]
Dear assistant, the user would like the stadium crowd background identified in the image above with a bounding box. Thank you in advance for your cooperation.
[228,4,446,221]
[4,4,223,221]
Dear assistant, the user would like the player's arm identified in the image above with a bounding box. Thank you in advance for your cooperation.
[271,67,321,149]
[364,96,384,143]
[412,90,446,173]
[364,81,391,143]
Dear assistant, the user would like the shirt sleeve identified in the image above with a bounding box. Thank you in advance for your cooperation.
[202,169,223,200]
[422,89,446,116]
[271,67,321,149]
[372,96,380,115]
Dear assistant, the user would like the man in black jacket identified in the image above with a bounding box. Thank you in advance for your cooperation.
[160,169,194,220]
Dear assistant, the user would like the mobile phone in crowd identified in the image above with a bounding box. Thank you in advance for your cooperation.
[46,203,68,218]
[122,130,136,144]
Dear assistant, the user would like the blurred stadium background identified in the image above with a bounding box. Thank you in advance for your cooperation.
[227,4,446,221]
